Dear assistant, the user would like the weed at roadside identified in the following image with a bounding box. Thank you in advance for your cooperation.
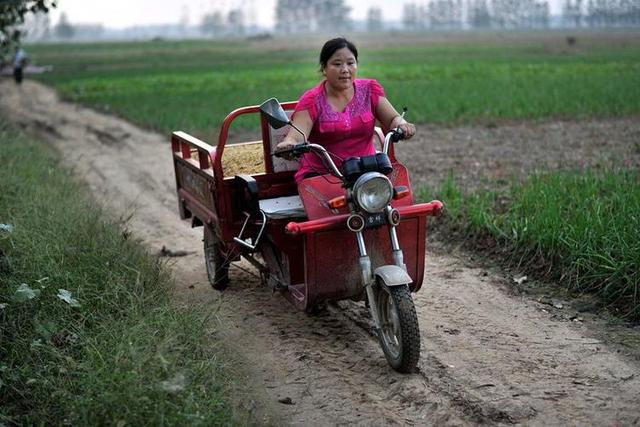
[0,119,237,425]
[420,169,640,320]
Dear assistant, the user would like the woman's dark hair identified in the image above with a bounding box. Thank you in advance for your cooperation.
[319,37,358,69]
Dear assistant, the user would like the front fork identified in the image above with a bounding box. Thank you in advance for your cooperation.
[357,218,405,333]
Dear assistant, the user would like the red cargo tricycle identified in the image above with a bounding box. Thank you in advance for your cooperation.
[171,98,442,372]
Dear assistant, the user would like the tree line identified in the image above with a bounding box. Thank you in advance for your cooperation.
[5,0,640,49]
[270,0,639,32]
[401,0,552,29]
[400,0,639,30]
[562,0,640,28]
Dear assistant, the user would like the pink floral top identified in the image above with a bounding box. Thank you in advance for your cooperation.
[292,78,386,182]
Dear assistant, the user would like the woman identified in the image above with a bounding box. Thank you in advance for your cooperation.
[276,37,416,183]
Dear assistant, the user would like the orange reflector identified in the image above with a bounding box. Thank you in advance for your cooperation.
[328,196,347,209]
[393,186,410,200]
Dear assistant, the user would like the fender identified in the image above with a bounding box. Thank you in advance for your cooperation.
[374,265,412,287]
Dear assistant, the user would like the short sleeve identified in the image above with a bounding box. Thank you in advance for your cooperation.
[293,87,319,122]
[369,79,386,110]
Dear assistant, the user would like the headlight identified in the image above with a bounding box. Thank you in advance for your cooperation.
[353,172,393,213]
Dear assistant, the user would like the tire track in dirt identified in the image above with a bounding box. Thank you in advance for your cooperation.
[2,80,639,426]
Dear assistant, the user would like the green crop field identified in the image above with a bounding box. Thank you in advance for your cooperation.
[421,170,640,319]
[27,32,640,139]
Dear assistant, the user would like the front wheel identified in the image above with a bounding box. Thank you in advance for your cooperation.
[204,226,229,290]
[376,284,420,373]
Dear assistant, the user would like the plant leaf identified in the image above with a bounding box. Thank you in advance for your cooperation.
[57,289,81,307]
[14,283,40,302]
[160,373,185,393]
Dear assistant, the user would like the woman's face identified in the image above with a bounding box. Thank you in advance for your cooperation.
[323,47,358,91]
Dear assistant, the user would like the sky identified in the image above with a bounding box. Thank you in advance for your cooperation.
[49,0,564,29]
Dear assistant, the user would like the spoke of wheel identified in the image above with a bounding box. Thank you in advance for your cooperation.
[379,289,400,357]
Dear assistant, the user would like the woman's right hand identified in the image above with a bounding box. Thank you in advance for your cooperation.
[276,140,297,152]
[275,139,298,160]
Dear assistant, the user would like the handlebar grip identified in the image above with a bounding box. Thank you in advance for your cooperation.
[273,143,310,158]
[390,127,405,143]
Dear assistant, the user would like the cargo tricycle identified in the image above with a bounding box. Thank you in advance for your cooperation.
[171,98,443,373]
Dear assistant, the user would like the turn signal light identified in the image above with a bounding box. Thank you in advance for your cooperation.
[393,186,410,200]
[347,214,365,232]
[328,196,347,209]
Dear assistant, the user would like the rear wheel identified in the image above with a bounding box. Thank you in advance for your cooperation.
[204,226,229,290]
[376,283,420,373]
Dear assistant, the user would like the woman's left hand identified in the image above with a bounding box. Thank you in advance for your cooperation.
[398,121,416,140]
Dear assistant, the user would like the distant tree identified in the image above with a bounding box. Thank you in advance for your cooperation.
[23,11,51,40]
[628,0,640,26]
[275,0,290,33]
[402,2,419,30]
[274,0,351,33]
[417,2,429,29]
[470,0,492,28]
[200,11,225,36]
[428,0,462,29]
[275,0,293,33]
[0,0,56,52]
[586,0,596,26]
[491,0,520,28]
[315,0,352,32]
[487,0,551,28]
[535,1,550,28]
[54,12,74,38]
[564,0,586,27]
[591,0,640,28]
[367,6,383,32]
[575,0,584,26]
[275,0,313,33]
[227,9,245,35]
[179,5,189,33]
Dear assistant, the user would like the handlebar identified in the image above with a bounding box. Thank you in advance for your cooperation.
[273,124,406,181]
[273,143,344,179]
[272,142,310,158]
[385,107,408,148]
[382,127,405,154]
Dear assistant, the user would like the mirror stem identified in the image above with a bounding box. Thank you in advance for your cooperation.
[290,122,307,143]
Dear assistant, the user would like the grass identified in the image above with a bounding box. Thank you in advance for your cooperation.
[421,170,640,320]
[24,33,640,138]
[0,119,238,425]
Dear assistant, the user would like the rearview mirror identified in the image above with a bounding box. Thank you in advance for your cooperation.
[260,98,290,129]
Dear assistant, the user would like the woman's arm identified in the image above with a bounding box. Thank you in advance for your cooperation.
[276,109,314,151]
[375,97,416,139]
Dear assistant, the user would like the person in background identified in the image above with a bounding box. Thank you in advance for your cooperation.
[276,37,416,183]
[13,47,27,85]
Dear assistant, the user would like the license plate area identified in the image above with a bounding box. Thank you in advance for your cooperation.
[363,212,387,229]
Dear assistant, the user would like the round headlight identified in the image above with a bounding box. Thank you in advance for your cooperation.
[353,172,393,213]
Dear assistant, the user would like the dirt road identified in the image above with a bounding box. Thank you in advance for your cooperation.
[2,80,639,426]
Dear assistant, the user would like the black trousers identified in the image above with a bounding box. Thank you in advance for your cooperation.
[13,67,23,84]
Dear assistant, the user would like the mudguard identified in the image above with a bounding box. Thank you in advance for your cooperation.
[374,265,412,287]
